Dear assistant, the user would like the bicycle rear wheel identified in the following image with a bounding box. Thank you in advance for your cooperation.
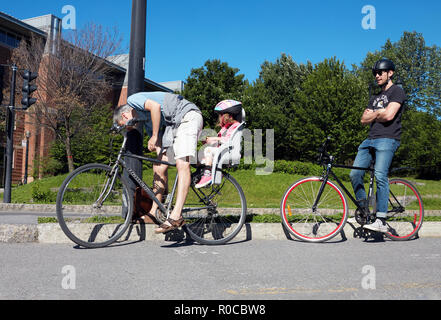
[385,178,424,241]
[280,177,348,242]
[56,163,133,248]
[182,172,247,245]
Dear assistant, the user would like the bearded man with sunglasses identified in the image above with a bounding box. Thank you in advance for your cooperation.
[349,58,407,233]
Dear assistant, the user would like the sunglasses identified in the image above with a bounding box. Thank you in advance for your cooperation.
[372,70,387,76]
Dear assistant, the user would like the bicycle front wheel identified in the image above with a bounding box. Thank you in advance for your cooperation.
[385,178,424,241]
[280,177,348,242]
[56,163,133,248]
[182,172,247,245]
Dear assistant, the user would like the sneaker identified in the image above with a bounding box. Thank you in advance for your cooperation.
[195,174,212,188]
[347,217,358,224]
[363,219,388,233]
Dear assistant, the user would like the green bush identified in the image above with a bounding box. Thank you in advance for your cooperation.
[31,180,57,203]
[236,158,362,182]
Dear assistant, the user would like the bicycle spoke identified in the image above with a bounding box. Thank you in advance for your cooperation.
[56,164,132,248]
[183,172,246,245]
[385,179,424,241]
[281,177,348,242]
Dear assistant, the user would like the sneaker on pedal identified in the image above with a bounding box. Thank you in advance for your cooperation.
[363,218,388,233]
[347,217,358,224]
[195,173,212,188]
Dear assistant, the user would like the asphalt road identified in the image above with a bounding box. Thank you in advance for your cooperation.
[1,238,440,302]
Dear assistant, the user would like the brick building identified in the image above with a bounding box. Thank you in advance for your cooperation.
[0,11,172,186]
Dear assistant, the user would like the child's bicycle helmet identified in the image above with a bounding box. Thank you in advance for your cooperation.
[214,100,242,115]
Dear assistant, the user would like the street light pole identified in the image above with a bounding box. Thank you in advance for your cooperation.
[128,0,147,96]
[123,0,147,214]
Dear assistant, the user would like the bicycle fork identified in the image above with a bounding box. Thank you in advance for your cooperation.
[312,171,331,213]
[93,164,121,209]
[93,135,129,209]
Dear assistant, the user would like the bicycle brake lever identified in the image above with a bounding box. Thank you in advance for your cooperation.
[109,123,123,133]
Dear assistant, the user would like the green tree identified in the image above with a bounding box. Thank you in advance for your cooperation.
[394,110,441,178]
[291,58,367,162]
[246,54,312,159]
[182,59,247,128]
[257,53,312,111]
[50,104,121,172]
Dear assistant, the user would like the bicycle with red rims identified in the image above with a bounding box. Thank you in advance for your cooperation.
[280,137,424,242]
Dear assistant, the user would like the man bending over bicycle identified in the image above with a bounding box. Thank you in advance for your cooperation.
[349,58,406,233]
[114,92,203,234]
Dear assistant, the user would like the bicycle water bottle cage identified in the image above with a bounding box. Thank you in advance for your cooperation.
[211,109,246,185]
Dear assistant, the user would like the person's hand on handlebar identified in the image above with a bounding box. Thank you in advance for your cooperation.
[147,134,158,152]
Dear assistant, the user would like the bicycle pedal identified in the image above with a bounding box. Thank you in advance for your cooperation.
[353,227,368,239]
[360,229,385,242]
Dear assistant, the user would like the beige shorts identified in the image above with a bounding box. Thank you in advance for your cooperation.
[171,111,203,161]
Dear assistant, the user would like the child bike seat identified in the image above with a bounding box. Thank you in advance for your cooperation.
[211,109,246,185]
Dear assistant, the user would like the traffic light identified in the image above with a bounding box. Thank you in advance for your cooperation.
[21,70,38,110]
[0,65,4,106]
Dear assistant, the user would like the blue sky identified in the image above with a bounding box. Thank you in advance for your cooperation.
[2,0,441,83]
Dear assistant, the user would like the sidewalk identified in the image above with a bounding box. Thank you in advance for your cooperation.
[1,203,440,244]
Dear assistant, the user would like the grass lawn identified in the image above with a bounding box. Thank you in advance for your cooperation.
[3,167,441,210]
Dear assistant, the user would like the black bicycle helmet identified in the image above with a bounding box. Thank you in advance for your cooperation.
[372,58,395,75]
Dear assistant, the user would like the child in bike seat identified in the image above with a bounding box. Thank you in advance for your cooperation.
[195,100,242,188]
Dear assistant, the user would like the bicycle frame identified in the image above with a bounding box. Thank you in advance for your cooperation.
[313,138,414,231]
[114,134,174,216]
[313,156,376,215]
[105,133,223,220]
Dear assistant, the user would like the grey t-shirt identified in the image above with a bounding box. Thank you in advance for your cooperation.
[368,84,407,140]
[126,92,201,148]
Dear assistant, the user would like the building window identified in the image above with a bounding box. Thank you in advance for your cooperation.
[0,30,6,44]
[0,29,22,48]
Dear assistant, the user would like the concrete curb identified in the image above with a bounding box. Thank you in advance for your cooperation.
[0,203,59,213]
[1,204,440,244]
[1,222,440,245]
[0,224,39,243]
[0,203,284,214]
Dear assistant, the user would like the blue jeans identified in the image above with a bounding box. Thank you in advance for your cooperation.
[349,138,400,218]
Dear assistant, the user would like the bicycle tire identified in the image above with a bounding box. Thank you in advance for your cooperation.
[384,178,424,241]
[182,172,247,245]
[280,176,348,242]
[56,163,133,248]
